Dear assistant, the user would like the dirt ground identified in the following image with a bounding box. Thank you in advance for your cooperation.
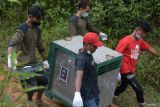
[0,75,66,107]
[0,74,118,107]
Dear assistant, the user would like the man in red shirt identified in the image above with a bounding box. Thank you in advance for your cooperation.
[113,20,160,107]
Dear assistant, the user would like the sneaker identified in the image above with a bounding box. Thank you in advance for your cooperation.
[35,99,44,106]
[107,104,112,107]
[112,95,118,104]
[138,102,147,107]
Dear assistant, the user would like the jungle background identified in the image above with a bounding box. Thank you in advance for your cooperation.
[0,0,160,107]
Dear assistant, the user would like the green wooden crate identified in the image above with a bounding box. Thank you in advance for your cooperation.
[45,36,122,107]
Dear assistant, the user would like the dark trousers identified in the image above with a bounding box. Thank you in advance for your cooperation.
[114,72,144,103]
[83,96,100,107]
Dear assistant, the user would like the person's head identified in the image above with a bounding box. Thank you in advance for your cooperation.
[27,5,44,26]
[134,20,150,39]
[77,1,91,18]
[83,32,103,54]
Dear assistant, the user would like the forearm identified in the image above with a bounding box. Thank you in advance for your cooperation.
[153,51,160,57]
[37,41,46,60]
[69,23,77,36]
[73,71,84,107]
[75,77,82,92]
[86,21,100,34]
[87,25,99,34]
[8,47,13,55]
[75,71,83,92]
[40,51,47,61]
[148,47,160,57]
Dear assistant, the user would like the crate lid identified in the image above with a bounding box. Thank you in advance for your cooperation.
[53,36,122,64]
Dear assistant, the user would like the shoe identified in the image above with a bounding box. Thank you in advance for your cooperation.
[107,104,112,107]
[107,103,118,107]
[138,102,147,107]
[112,96,118,104]
[35,99,44,106]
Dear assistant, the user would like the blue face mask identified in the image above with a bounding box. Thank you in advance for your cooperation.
[81,12,89,18]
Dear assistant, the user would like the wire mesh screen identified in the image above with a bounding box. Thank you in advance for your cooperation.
[51,49,75,104]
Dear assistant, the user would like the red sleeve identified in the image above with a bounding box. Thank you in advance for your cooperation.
[116,39,128,53]
[140,41,150,51]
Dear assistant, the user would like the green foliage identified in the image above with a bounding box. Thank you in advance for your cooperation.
[7,0,20,4]
[0,0,23,20]
[34,0,71,19]
[115,85,160,107]
[0,0,160,106]
[0,51,44,106]
[0,66,19,107]
[0,70,43,106]
[1,0,159,41]
[137,49,160,90]
[90,0,160,38]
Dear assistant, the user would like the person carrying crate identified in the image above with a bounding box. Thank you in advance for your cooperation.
[7,5,49,105]
[73,32,103,107]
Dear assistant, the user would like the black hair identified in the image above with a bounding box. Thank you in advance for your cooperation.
[28,5,44,20]
[136,20,151,32]
[83,42,87,45]
[77,2,88,10]
[83,42,90,46]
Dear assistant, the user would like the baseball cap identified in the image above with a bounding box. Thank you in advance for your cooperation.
[83,32,103,47]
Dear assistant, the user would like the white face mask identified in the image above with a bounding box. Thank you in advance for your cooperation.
[81,12,89,18]
[136,31,142,39]
[87,50,92,54]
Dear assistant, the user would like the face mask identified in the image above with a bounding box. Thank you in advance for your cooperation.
[136,31,142,39]
[81,12,89,18]
[87,50,92,54]
[31,21,41,26]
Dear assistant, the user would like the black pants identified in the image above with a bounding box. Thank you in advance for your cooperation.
[114,72,144,103]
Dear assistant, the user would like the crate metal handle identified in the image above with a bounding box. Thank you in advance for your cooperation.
[106,55,115,60]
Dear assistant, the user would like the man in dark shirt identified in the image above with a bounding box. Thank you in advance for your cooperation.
[7,5,49,105]
[73,32,103,107]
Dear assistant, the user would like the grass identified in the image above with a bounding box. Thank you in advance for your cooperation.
[115,47,160,107]
[114,84,160,107]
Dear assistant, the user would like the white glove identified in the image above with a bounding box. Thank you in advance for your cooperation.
[118,73,121,81]
[73,92,83,107]
[8,54,17,71]
[99,32,108,41]
[42,60,49,69]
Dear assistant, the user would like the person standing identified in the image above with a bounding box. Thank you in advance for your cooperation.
[73,32,103,107]
[68,1,107,41]
[7,5,49,105]
[113,20,160,107]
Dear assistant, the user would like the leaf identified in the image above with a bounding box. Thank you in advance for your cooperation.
[157,3,160,6]
[7,0,20,4]
[11,71,42,79]
[23,86,45,93]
